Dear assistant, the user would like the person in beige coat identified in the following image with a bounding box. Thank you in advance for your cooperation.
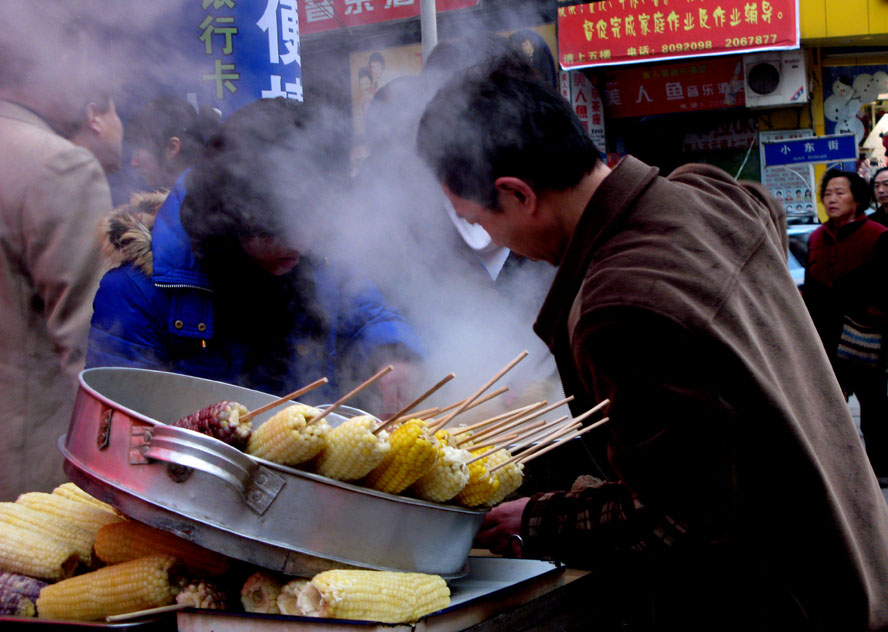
[0,85,113,499]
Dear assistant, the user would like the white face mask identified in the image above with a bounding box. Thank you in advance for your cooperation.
[443,197,510,281]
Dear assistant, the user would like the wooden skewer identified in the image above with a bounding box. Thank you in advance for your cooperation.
[489,419,582,473]
[375,373,456,434]
[461,408,552,448]
[461,397,573,445]
[464,418,550,456]
[517,417,610,466]
[241,377,329,423]
[408,406,440,420]
[449,401,544,436]
[465,431,522,456]
[106,602,190,622]
[449,402,543,439]
[431,350,528,431]
[425,386,510,427]
[311,365,394,425]
[384,373,455,423]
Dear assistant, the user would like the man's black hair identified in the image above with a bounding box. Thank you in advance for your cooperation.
[125,95,221,164]
[820,168,872,212]
[416,66,601,210]
[871,166,888,205]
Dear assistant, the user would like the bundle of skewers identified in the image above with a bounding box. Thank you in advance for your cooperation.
[168,350,610,510]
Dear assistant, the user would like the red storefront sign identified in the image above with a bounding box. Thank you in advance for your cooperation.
[603,56,746,118]
[299,0,478,35]
[558,0,799,69]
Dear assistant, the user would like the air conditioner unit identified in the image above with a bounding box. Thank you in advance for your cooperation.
[743,50,809,108]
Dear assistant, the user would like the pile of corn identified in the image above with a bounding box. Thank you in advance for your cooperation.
[0,481,452,624]
[172,395,526,510]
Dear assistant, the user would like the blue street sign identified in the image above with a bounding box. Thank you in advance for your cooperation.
[762,134,858,168]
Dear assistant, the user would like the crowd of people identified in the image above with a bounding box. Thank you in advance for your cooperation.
[4,12,888,630]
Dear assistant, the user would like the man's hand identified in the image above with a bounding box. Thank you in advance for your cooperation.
[376,361,419,419]
[474,497,531,557]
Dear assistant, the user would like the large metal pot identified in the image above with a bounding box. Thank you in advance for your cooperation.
[62,367,485,578]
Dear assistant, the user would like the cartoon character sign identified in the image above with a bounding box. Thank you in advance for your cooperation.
[823,67,888,147]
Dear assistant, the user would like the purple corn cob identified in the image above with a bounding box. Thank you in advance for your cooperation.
[173,400,252,449]
[0,572,47,617]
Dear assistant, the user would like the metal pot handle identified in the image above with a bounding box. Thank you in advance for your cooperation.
[132,424,285,515]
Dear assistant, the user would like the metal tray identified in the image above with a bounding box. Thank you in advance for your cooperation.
[63,368,485,578]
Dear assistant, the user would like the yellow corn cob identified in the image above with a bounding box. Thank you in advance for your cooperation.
[485,449,525,506]
[433,429,459,448]
[454,447,500,507]
[16,492,124,537]
[36,554,178,621]
[311,415,390,481]
[0,522,79,581]
[297,570,450,623]
[94,520,230,576]
[52,482,121,517]
[363,419,438,494]
[0,502,94,566]
[240,570,283,614]
[449,426,475,449]
[246,404,330,466]
[276,578,310,615]
[410,445,471,503]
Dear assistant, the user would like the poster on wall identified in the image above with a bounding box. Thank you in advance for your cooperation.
[559,70,607,152]
[821,65,888,171]
[558,0,799,70]
[759,129,816,224]
[349,25,558,140]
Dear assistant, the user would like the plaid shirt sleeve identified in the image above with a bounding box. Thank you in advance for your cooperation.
[521,477,689,568]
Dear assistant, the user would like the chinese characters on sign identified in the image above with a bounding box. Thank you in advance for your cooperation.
[761,133,858,167]
[559,70,607,152]
[199,0,240,100]
[257,0,303,100]
[558,0,799,69]
[191,0,303,112]
[603,56,745,118]
[299,0,478,35]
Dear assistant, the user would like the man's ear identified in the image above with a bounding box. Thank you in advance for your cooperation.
[494,177,537,214]
[83,103,102,134]
[164,137,182,160]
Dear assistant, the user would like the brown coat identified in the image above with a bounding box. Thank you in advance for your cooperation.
[0,99,112,499]
[534,157,888,629]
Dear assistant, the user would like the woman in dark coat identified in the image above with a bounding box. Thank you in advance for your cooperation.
[803,168,888,483]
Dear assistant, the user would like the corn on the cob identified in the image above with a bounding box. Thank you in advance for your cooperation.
[16,492,124,537]
[297,570,450,623]
[0,522,80,581]
[0,572,47,617]
[485,449,525,506]
[276,578,310,616]
[0,502,95,567]
[174,400,252,449]
[363,419,438,494]
[410,445,471,503]
[311,415,390,481]
[454,447,499,507]
[174,579,229,609]
[52,482,121,517]
[240,570,283,614]
[94,520,230,576]
[433,429,459,448]
[246,404,330,466]
[36,554,178,621]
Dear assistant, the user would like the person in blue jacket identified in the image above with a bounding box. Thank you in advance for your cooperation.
[87,97,423,415]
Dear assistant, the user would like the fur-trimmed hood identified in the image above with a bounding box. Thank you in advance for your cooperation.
[100,190,168,276]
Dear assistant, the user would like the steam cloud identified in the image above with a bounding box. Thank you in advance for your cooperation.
[1,1,567,420]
